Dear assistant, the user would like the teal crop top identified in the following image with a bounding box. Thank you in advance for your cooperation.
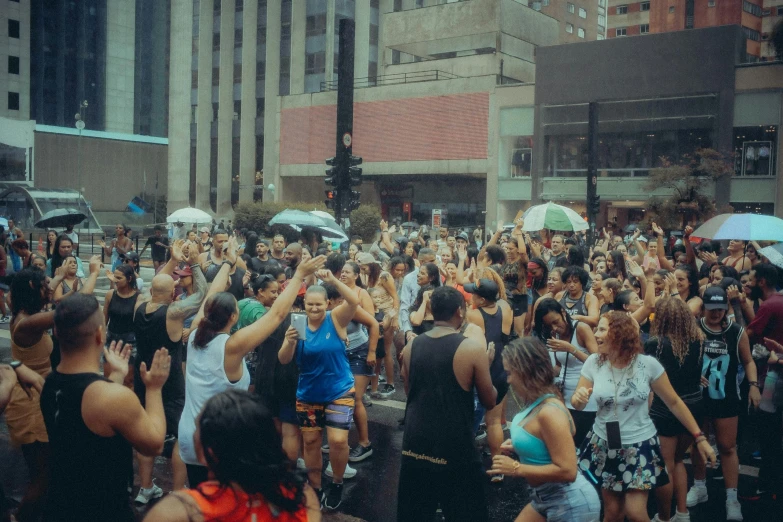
[510,394,555,466]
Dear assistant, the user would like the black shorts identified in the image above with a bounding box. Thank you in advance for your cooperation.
[397,460,488,522]
[702,396,742,420]
[134,374,184,437]
[509,294,528,317]
[652,400,704,437]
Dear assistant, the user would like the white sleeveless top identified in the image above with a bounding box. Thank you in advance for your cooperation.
[178,331,250,465]
[554,322,597,412]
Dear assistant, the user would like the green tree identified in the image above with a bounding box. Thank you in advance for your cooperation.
[348,204,382,242]
[642,148,733,230]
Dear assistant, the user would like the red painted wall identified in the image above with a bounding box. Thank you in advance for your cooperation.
[279,92,490,165]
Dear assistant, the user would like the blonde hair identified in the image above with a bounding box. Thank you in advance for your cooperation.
[650,297,704,365]
[480,267,507,301]
[502,337,561,402]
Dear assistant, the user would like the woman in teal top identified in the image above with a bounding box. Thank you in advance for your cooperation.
[488,337,600,522]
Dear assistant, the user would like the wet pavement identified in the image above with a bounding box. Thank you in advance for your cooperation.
[0,272,780,521]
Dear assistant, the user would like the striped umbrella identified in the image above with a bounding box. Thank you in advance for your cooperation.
[691,213,783,242]
[522,202,589,232]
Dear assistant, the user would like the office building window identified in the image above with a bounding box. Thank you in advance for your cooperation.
[8,19,20,38]
[709,0,716,5]
[778,6,783,15]
[306,14,326,37]
[566,23,574,33]
[743,26,761,41]
[616,27,626,36]
[616,5,627,14]
[578,27,585,38]
[214,0,221,14]
[640,24,649,33]
[567,3,575,13]
[597,34,604,40]
[669,6,675,13]
[305,52,325,74]
[579,7,586,18]
[598,14,605,26]
[8,92,19,111]
[8,56,19,75]
[235,0,243,10]
[743,1,762,17]
[641,1,650,11]
[734,126,777,176]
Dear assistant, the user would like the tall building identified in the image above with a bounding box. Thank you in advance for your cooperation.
[168,0,608,221]
[1,0,31,120]
[762,0,783,60]
[607,0,766,61]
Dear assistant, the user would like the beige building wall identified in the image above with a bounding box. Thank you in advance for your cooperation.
[167,0,193,210]
[0,0,30,120]
[104,0,136,133]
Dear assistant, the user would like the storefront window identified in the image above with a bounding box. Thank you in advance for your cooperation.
[499,107,534,179]
[734,126,777,176]
[0,144,27,182]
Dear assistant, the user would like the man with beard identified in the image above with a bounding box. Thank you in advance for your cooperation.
[250,239,280,274]
[284,243,302,280]
[270,234,288,265]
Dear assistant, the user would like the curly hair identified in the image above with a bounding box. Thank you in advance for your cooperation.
[477,267,507,301]
[600,311,643,363]
[502,337,561,402]
[650,297,704,365]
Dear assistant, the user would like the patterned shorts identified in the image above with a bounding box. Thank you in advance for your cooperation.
[296,388,356,432]
[578,430,669,492]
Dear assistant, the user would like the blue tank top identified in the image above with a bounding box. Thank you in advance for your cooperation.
[510,394,556,465]
[295,312,354,403]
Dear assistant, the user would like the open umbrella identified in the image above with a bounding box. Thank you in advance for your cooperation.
[269,209,329,228]
[166,207,212,224]
[522,202,588,232]
[759,243,783,269]
[691,213,783,242]
[35,208,87,229]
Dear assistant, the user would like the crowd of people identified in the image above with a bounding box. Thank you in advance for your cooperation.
[0,216,782,522]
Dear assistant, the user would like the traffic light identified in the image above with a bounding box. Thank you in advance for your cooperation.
[348,155,363,187]
[325,157,339,186]
[589,195,601,216]
[346,190,361,211]
[325,189,337,210]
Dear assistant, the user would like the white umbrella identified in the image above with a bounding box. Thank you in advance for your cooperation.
[522,202,588,232]
[167,207,212,224]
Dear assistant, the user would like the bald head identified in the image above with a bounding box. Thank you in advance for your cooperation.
[151,274,176,301]
[285,243,302,266]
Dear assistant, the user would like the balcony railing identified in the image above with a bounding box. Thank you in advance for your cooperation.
[320,70,460,92]
[546,168,651,178]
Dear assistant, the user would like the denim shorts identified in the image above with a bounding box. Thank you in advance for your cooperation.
[530,474,601,522]
[347,342,375,377]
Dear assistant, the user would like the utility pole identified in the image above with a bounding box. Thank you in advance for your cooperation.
[586,102,600,246]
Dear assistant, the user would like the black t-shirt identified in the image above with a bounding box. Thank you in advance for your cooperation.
[250,256,281,274]
[145,235,169,260]
[645,336,703,402]
[227,268,247,301]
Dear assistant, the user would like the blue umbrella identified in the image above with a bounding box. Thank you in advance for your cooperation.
[269,209,329,228]
[759,243,783,269]
[691,213,783,242]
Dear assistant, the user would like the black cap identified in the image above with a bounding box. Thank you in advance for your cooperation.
[122,251,140,263]
[463,279,499,301]
[457,232,469,242]
[717,277,741,293]
[703,286,728,310]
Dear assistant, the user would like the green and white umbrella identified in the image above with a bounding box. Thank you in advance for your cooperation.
[522,202,589,232]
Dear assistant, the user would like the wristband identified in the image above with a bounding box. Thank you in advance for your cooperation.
[692,431,705,440]
[222,261,236,268]
[670,293,679,297]
[749,381,759,387]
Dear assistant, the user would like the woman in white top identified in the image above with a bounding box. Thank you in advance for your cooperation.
[178,255,325,488]
[572,312,716,522]
[532,298,598,444]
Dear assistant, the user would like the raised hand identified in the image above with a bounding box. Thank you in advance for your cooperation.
[652,222,664,237]
[103,340,131,381]
[296,255,326,278]
[684,225,694,237]
[315,269,336,283]
[627,258,645,280]
[496,221,505,233]
[139,348,171,391]
[170,240,185,263]
[699,251,718,265]
[89,255,102,274]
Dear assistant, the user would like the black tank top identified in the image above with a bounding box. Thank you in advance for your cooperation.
[699,319,743,403]
[133,302,185,403]
[204,251,222,282]
[107,291,138,335]
[479,307,506,383]
[560,291,588,318]
[41,372,134,522]
[402,331,479,467]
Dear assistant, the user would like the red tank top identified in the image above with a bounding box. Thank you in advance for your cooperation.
[181,482,309,522]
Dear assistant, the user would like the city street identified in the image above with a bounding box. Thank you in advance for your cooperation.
[0,265,776,522]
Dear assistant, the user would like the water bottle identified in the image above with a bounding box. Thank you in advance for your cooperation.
[760,370,779,413]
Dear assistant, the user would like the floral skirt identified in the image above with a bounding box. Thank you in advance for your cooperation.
[577,430,669,492]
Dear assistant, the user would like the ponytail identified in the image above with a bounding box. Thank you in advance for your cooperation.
[193,293,237,349]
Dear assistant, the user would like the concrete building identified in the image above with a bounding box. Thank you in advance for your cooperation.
[491,25,783,228]
[762,0,783,60]
[167,0,611,223]
[607,0,765,61]
[0,0,170,228]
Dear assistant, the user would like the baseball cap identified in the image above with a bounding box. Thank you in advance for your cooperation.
[703,286,728,310]
[122,252,140,263]
[462,279,500,301]
[457,232,469,242]
[174,266,193,277]
[199,226,210,233]
[356,252,379,265]
[717,277,741,293]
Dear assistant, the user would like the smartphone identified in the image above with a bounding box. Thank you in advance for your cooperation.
[291,313,307,341]
[606,420,622,450]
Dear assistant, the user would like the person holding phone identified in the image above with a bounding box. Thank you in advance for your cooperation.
[278,269,360,511]
[572,312,716,522]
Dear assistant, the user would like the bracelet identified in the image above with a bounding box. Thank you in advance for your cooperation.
[694,436,707,444]
[749,380,759,386]
[222,261,236,268]
[750,383,761,388]
[670,293,679,297]
[512,461,520,476]
[692,430,705,439]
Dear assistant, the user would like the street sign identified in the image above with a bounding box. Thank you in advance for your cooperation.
[432,209,442,228]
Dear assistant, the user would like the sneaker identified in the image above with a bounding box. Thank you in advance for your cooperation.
[673,510,691,522]
[362,394,373,407]
[726,500,743,521]
[0,316,9,324]
[371,391,382,400]
[297,457,306,470]
[712,464,724,480]
[686,485,708,507]
[325,462,357,479]
[474,428,487,442]
[349,443,374,462]
[321,443,330,454]
[323,482,344,510]
[379,375,386,383]
[134,483,163,504]
[379,384,395,398]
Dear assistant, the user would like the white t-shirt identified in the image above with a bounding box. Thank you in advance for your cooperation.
[580,353,665,444]
[554,324,597,412]
[64,231,79,245]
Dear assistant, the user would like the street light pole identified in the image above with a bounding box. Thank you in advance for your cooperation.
[75,100,88,219]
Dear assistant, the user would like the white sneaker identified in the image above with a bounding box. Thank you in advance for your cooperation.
[325,461,356,479]
[686,485,708,507]
[296,457,306,470]
[134,483,163,504]
[726,499,743,521]
[673,511,691,522]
